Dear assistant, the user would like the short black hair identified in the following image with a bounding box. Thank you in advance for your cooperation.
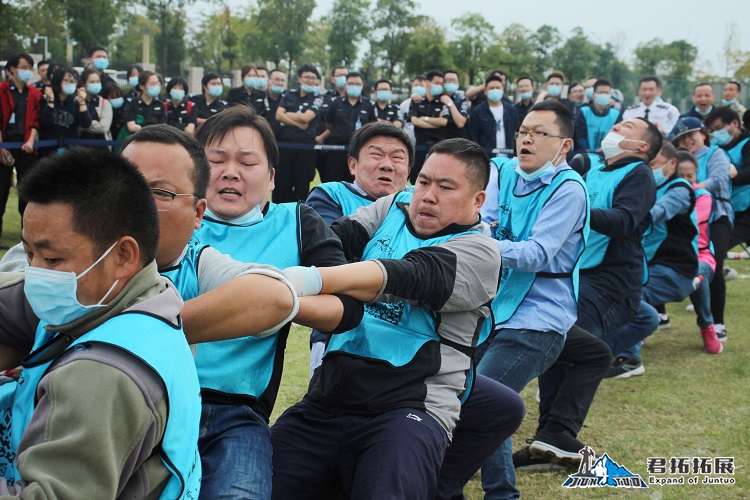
[202,72,221,89]
[256,66,268,73]
[138,70,158,88]
[727,80,741,92]
[374,79,392,90]
[78,68,100,88]
[195,105,279,173]
[428,138,490,191]
[37,59,50,68]
[102,81,122,99]
[50,67,78,96]
[331,66,347,76]
[568,81,583,92]
[593,79,611,92]
[639,76,661,89]
[516,76,533,86]
[297,64,320,79]
[348,122,414,169]
[485,75,503,86]
[127,64,143,78]
[19,148,159,265]
[443,69,459,78]
[693,82,714,94]
[87,45,108,57]
[167,76,189,95]
[635,117,663,161]
[6,53,33,70]
[123,125,210,199]
[346,71,364,82]
[705,106,740,126]
[658,142,678,161]
[269,68,284,78]
[547,72,565,83]
[241,63,257,79]
[425,69,444,82]
[528,100,574,139]
[490,69,507,79]
[743,110,750,130]
[675,150,698,170]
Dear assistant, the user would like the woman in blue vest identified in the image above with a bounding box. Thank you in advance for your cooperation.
[669,116,732,343]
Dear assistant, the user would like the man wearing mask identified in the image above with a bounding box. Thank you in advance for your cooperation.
[681,83,715,121]
[622,77,680,136]
[86,46,115,87]
[32,60,52,93]
[442,70,470,139]
[574,79,622,153]
[515,76,535,124]
[265,69,287,141]
[373,79,402,128]
[722,81,747,118]
[468,75,518,156]
[409,69,449,183]
[541,72,573,114]
[227,64,268,115]
[400,75,425,145]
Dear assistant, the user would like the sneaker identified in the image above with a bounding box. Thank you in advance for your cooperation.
[604,356,645,379]
[686,304,695,312]
[512,445,571,472]
[700,325,723,354]
[724,266,739,281]
[657,313,671,329]
[714,324,727,343]
[529,430,585,465]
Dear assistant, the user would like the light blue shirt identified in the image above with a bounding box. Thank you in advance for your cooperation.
[695,145,733,224]
[481,161,587,333]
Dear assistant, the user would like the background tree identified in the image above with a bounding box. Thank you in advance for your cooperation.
[403,16,451,78]
[530,24,561,81]
[491,24,537,83]
[448,12,495,85]
[67,0,129,61]
[111,13,158,67]
[299,20,331,77]
[550,27,598,83]
[370,0,415,79]
[143,0,193,74]
[254,0,316,81]
[325,0,369,68]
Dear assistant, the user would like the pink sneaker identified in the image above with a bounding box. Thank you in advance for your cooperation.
[700,325,723,354]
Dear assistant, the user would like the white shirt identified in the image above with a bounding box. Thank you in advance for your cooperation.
[399,98,416,145]
[622,100,680,135]
[489,104,505,150]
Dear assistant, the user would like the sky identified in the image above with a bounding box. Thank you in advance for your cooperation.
[192,0,749,77]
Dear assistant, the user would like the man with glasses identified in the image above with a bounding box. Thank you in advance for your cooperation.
[474,100,596,498]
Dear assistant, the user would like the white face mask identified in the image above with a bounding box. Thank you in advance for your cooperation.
[515,140,566,181]
[600,132,646,160]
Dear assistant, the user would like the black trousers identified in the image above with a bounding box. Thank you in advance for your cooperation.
[273,148,316,203]
[321,150,353,183]
[709,215,732,324]
[0,148,37,236]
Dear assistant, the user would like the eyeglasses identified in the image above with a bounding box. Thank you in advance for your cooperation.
[151,188,199,212]
[515,130,566,141]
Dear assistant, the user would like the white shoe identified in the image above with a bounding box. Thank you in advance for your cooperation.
[724,266,739,281]
[686,304,695,312]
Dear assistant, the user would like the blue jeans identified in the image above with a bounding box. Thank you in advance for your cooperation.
[618,264,694,360]
[199,403,272,499]
[474,328,565,500]
[690,261,715,328]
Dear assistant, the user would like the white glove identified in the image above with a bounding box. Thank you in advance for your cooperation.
[283,266,322,297]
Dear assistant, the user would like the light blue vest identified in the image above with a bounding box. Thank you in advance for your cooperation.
[642,178,698,262]
[11,314,201,498]
[579,155,643,270]
[160,239,206,301]
[317,182,375,217]
[727,138,750,212]
[191,202,300,400]
[696,144,720,184]
[326,191,483,368]
[490,157,589,324]
[580,106,620,151]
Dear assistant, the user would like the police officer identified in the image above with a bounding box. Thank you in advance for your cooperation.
[275,64,325,202]
[373,79,402,128]
[622,77,680,136]
[121,70,166,135]
[227,64,267,115]
[321,72,377,183]
[265,69,287,141]
[190,73,228,127]
[409,69,450,183]
[442,69,471,139]
[255,66,269,92]
[165,76,197,134]
[515,76,535,124]
[123,64,143,102]
[32,60,53,92]
[574,79,623,153]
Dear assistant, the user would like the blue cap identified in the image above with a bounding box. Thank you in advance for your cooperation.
[668,116,704,141]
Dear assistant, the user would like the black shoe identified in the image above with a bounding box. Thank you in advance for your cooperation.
[513,445,571,472]
[604,356,645,379]
[529,430,584,465]
[657,313,671,329]
[0,243,9,250]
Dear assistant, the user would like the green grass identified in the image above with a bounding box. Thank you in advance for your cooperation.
[4,185,747,498]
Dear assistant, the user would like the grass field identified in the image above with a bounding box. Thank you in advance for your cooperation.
[3,186,747,498]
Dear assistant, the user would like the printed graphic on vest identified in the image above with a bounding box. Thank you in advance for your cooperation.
[365,302,406,325]
[562,446,647,489]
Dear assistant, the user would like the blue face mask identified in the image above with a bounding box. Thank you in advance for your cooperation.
[93,58,109,70]
[147,85,161,98]
[271,85,285,94]
[208,85,223,97]
[413,86,426,98]
[514,140,565,181]
[712,127,733,146]
[109,97,124,109]
[585,87,594,99]
[695,106,712,116]
[594,93,611,107]
[444,83,459,95]
[335,76,347,88]
[170,89,185,101]
[129,76,139,87]
[256,77,268,88]
[652,165,668,186]
[245,77,257,88]
[547,84,563,97]
[346,85,362,98]
[24,241,120,326]
[487,89,504,103]
[62,83,77,96]
[519,91,533,101]
[430,84,443,97]
[376,90,391,102]
[722,98,736,106]
[87,83,102,95]
[301,83,319,94]
[17,69,33,83]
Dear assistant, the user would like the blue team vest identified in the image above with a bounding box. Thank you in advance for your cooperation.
[696,145,720,184]
[10,314,201,499]
[579,155,643,270]
[727,138,750,212]
[580,107,620,151]
[160,239,206,301]
[317,182,375,217]
[642,178,699,262]
[490,157,589,324]
[326,191,481,366]
[191,202,300,400]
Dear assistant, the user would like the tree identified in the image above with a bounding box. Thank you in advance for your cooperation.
[550,27,598,83]
[529,24,561,79]
[67,0,129,61]
[143,0,194,74]
[325,0,370,68]
[111,13,159,67]
[254,0,316,81]
[448,12,496,85]
[299,19,331,76]
[635,38,697,97]
[490,23,537,82]
[370,0,416,79]
[403,16,451,78]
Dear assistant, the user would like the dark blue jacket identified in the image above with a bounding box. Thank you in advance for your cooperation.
[467,101,518,154]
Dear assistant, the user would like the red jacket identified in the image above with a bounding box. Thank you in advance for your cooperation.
[0,79,42,143]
